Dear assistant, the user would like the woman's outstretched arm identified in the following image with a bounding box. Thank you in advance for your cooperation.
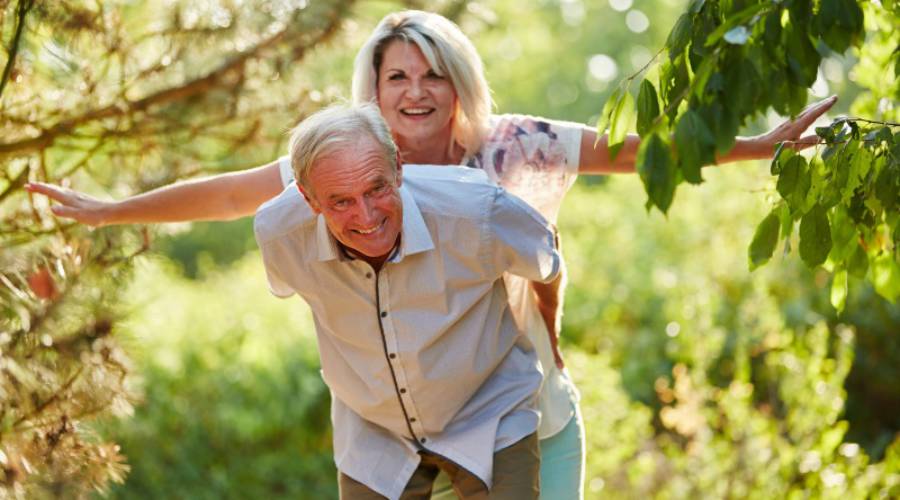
[578,96,837,175]
[26,160,284,226]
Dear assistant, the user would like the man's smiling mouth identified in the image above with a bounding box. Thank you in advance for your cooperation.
[353,219,386,235]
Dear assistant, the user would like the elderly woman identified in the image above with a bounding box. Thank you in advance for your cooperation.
[28,10,835,499]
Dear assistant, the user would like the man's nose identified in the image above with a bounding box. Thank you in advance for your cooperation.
[356,198,378,224]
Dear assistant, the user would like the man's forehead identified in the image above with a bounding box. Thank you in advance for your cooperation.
[310,160,394,195]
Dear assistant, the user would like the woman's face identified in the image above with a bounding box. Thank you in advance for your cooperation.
[376,40,457,150]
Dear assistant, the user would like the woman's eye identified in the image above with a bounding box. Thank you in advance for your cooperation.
[426,71,444,79]
[387,73,405,81]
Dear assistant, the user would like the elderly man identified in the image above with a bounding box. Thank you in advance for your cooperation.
[254,104,560,500]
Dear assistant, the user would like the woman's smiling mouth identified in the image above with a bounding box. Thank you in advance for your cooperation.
[401,107,434,116]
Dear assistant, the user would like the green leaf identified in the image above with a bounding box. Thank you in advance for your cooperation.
[704,3,768,47]
[830,268,849,313]
[777,155,811,213]
[847,244,869,278]
[596,88,622,138]
[777,155,806,199]
[842,146,871,203]
[608,91,636,162]
[779,203,795,247]
[814,0,865,53]
[674,109,715,184]
[667,15,693,61]
[636,133,678,213]
[749,210,781,270]
[697,102,740,156]
[660,55,689,122]
[770,143,795,176]
[636,79,660,136]
[785,24,820,87]
[723,58,762,118]
[688,0,706,14]
[875,165,899,211]
[799,205,833,268]
[828,206,858,264]
[872,253,900,302]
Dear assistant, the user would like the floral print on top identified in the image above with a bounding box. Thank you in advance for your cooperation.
[464,114,582,223]
[465,114,584,439]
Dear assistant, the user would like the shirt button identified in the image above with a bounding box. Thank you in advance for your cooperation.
[380,311,387,318]
[400,388,407,394]
[389,353,396,359]
[420,438,427,444]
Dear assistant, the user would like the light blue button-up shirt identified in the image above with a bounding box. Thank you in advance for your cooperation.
[255,165,560,499]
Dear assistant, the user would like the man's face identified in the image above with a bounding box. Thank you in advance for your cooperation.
[301,138,403,267]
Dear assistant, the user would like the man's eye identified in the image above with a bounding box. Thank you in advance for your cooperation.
[333,200,351,209]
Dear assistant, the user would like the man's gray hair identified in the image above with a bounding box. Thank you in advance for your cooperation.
[289,103,399,192]
[351,10,492,158]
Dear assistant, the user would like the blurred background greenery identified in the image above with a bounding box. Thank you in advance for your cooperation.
[1,0,897,498]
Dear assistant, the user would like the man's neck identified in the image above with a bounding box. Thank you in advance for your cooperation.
[338,237,401,273]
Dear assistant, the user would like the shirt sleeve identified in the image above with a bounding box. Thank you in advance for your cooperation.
[278,155,294,188]
[486,186,561,283]
[258,239,296,298]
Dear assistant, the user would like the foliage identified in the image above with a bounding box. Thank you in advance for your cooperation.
[596,0,900,308]
[559,172,900,498]
[757,116,900,312]
[2,0,899,497]
[0,0,357,495]
[99,256,335,499]
[572,321,900,499]
[95,168,900,498]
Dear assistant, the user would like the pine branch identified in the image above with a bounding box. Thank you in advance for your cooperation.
[0,0,353,158]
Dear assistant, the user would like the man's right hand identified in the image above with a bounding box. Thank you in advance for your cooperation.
[26,182,113,227]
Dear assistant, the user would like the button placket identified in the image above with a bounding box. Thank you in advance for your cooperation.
[377,271,427,441]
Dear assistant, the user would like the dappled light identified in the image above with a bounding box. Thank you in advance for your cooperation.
[1,0,898,499]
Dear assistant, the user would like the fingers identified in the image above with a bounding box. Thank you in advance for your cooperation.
[798,95,838,122]
[25,182,73,204]
[788,133,822,151]
[51,204,76,218]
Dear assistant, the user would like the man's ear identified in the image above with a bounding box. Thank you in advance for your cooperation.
[297,184,322,214]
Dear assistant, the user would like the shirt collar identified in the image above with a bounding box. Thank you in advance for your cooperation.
[313,184,434,263]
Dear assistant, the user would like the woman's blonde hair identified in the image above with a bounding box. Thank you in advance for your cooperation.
[351,10,492,158]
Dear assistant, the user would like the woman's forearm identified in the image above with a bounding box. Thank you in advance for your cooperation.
[28,160,284,226]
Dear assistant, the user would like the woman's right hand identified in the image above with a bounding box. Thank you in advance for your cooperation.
[26,182,114,227]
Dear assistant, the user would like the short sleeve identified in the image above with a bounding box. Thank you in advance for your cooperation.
[278,155,294,188]
[258,238,296,298]
[467,114,585,222]
[486,187,560,283]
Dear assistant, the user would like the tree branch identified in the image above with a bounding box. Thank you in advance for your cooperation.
[0,0,353,158]
[0,0,34,102]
